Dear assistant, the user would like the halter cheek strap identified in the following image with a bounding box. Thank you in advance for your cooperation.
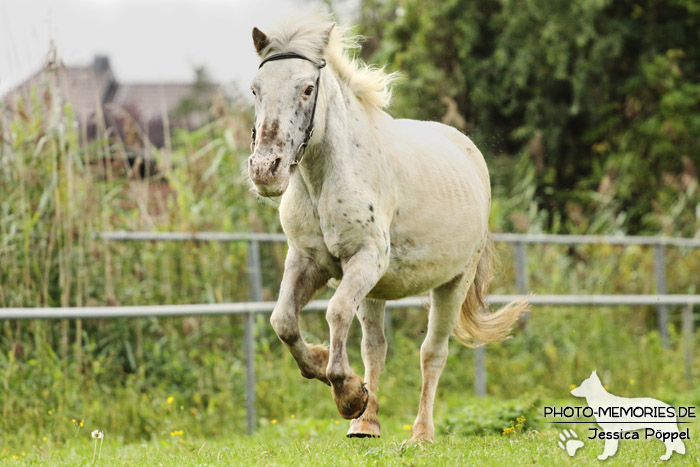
[251,52,326,168]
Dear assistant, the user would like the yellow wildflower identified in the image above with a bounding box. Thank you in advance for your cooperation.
[629,379,635,385]
[48,409,54,415]
[569,384,577,390]
[403,424,412,431]
[271,419,278,425]
[335,420,339,425]
[167,396,174,404]
[170,430,184,437]
[290,414,295,419]
[43,437,47,441]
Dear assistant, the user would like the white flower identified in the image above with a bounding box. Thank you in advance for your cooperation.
[91,430,104,439]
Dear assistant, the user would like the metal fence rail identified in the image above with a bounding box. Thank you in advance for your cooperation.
[100,230,700,247]
[3,231,699,434]
[2,295,699,319]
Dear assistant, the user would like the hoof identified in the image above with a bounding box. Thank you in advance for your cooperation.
[299,344,330,385]
[332,377,369,420]
[401,435,434,448]
[405,425,434,445]
[347,419,380,438]
[300,368,330,386]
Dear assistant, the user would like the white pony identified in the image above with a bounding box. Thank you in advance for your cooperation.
[247,12,529,442]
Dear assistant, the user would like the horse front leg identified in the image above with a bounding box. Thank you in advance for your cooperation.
[326,248,385,420]
[347,298,386,437]
[270,248,331,384]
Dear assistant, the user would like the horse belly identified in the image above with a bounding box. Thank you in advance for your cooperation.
[366,234,476,300]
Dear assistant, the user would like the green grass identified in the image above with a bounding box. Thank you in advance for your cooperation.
[2,417,698,466]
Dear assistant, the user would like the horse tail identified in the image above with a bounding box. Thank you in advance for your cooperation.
[453,235,530,348]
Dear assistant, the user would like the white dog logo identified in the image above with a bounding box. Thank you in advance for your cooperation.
[571,370,686,461]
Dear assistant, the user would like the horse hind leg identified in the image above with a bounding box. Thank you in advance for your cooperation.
[410,271,472,443]
[347,298,387,438]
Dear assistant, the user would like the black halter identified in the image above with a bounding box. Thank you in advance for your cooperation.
[251,52,326,167]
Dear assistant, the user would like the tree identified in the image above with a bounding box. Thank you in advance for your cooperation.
[358,0,700,235]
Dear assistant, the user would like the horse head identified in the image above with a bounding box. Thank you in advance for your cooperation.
[247,25,333,197]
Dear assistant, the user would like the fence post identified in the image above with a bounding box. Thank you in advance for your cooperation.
[514,241,528,328]
[514,242,528,294]
[475,346,486,397]
[245,239,263,434]
[653,244,669,348]
[682,304,693,385]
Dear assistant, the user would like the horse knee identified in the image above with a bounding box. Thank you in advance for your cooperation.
[270,308,298,345]
[326,296,354,330]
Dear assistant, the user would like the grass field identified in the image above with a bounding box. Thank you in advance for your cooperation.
[3,415,698,466]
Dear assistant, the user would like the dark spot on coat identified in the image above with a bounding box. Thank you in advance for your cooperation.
[369,204,374,212]
[355,143,360,148]
[337,199,342,204]
[370,216,374,222]
[260,118,280,143]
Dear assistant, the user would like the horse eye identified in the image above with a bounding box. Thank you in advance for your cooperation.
[304,85,314,96]
[251,88,257,97]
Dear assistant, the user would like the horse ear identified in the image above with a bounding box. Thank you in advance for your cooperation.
[320,23,335,48]
[252,27,269,56]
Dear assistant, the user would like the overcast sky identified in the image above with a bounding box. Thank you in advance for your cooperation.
[0,0,359,97]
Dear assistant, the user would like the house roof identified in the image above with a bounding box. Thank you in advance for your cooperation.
[112,83,194,122]
[3,56,116,120]
[2,56,213,124]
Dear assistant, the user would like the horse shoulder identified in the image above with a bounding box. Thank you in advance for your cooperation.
[279,178,328,251]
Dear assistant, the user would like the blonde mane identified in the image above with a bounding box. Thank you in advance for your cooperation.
[259,12,395,109]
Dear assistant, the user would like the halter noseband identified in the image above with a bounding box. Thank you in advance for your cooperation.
[251,52,326,168]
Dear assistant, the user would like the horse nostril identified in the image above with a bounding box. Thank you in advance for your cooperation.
[270,157,281,176]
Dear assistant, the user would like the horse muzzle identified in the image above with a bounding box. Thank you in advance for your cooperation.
[248,152,289,197]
